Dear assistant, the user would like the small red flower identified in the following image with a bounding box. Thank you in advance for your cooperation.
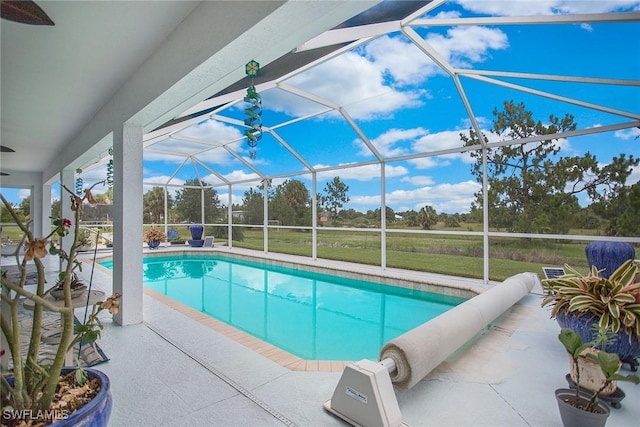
[63,219,72,228]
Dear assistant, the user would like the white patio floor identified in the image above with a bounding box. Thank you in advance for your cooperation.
[8,248,640,427]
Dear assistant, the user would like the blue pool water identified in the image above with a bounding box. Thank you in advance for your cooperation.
[101,255,466,360]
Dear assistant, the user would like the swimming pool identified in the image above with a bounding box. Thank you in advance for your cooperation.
[102,254,466,360]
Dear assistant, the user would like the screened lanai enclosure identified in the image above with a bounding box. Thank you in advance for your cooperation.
[66,1,639,282]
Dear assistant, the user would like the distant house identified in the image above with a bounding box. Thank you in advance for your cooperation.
[232,210,245,220]
[319,211,330,223]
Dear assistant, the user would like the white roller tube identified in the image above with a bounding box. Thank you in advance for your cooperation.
[379,272,538,390]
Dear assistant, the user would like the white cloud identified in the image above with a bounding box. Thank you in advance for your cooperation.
[222,170,260,184]
[580,23,593,32]
[363,36,440,86]
[407,157,449,169]
[216,191,244,207]
[363,28,508,84]
[409,129,475,166]
[177,118,243,142]
[453,0,640,15]
[401,175,435,186]
[144,119,243,164]
[282,52,423,120]
[424,26,508,69]
[431,10,462,19]
[18,189,30,200]
[349,180,480,214]
[358,127,429,157]
[412,129,469,152]
[614,127,640,140]
[314,163,408,182]
[627,164,640,185]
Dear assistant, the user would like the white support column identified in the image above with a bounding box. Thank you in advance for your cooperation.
[39,184,52,238]
[482,145,489,284]
[60,169,75,257]
[380,163,386,269]
[200,187,205,224]
[312,172,317,260]
[227,184,233,248]
[113,123,144,326]
[163,186,168,247]
[30,182,46,238]
[263,179,268,254]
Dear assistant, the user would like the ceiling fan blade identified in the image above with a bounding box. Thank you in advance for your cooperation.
[1,145,16,152]
[1,0,54,26]
[1,172,10,176]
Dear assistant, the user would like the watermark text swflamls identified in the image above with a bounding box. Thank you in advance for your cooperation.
[2,408,70,422]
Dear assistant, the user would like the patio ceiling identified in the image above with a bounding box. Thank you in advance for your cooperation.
[0,1,200,174]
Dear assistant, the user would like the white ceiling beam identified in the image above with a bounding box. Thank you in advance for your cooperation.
[401,0,449,25]
[465,74,640,120]
[278,83,341,109]
[178,81,276,119]
[268,130,315,172]
[168,135,226,148]
[294,21,400,52]
[409,12,640,27]
[457,69,640,86]
[340,108,383,161]
[402,26,455,76]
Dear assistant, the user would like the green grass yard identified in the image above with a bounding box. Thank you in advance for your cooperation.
[4,223,634,282]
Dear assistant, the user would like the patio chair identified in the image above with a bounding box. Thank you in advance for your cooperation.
[203,236,215,248]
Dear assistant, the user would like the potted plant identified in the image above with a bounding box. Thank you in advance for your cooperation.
[143,227,166,249]
[541,260,640,369]
[555,328,639,427]
[76,229,95,252]
[188,224,204,247]
[585,241,635,279]
[49,272,87,300]
[1,183,121,426]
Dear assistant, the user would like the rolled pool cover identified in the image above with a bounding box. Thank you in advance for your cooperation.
[379,272,538,390]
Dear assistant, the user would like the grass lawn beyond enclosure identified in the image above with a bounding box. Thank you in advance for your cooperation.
[229,228,616,282]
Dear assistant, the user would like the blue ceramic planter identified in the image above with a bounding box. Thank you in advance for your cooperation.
[585,241,635,279]
[148,240,160,249]
[55,368,112,427]
[3,368,112,427]
[557,310,640,363]
[189,224,204,241]
[188,239,204,247]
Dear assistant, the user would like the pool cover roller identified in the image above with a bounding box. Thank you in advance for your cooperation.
[379,272,538,390]
[325,272,539,426]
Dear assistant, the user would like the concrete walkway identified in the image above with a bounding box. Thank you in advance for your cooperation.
[9,250,640,426]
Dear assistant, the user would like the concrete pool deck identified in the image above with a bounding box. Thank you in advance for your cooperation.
[9,248,640,426]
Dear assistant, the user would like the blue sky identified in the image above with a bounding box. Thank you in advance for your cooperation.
[3,0,639,215]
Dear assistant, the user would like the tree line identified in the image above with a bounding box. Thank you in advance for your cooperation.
[2,101,636,237]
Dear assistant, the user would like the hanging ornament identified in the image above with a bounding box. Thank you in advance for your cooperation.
[106,147,114,189]
[75,168,83,195]
[243,60,262,159]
